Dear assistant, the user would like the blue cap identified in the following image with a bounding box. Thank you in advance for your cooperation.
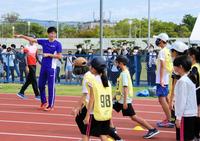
[90,57,107,71]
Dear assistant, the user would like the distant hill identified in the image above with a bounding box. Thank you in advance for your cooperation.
[21,18,81,27]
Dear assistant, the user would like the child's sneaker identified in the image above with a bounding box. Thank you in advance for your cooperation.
[44,106,54,112]
[17,93,27,99]
[110,127,118,134]
[157,119,175,128]
[143,128,160,139]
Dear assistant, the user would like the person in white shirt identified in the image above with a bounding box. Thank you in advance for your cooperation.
[155,33,174,128]
[56,59,62,83]
[173,55,197,141]
[64,51,75,84]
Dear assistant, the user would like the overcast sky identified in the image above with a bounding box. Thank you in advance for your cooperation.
[0,0,200,23]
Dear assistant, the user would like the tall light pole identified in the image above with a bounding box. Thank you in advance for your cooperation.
[147,0,151,48]
[56,0,59,38]
[128,20,132,38]
[100,0,103,56]
[12,26,15,37]
[28,21,31,36]
[0,20,3,38]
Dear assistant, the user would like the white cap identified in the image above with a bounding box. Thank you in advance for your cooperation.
[154,33,169,42]
[170,41,189,53]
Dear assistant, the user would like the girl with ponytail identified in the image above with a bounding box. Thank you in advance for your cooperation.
[83,57,121,141]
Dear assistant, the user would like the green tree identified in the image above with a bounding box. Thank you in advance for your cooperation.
[182,14,197,31]
[2,12,20,24]
[60,25,77,38]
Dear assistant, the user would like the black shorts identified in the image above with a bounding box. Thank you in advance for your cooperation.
[113,102,136,116]
[86,115,110,137]
[196,89,200,105]
[176,117,196,141]
[75,107,110,137]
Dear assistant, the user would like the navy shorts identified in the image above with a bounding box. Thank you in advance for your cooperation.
[156,84,169,97]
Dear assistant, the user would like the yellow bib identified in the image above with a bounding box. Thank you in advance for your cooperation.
[116,69,133,101]
[93,81,112,121]
[163,47,173,73]
[192,63,200,75]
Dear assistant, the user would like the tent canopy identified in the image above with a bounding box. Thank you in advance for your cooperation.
[190,14,200,44]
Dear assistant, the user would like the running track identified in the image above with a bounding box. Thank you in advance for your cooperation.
[0,94,176,141]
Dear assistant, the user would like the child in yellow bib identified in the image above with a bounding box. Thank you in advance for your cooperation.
[83,57,113,141]
[113,55,159,139]
[72,57,122,141]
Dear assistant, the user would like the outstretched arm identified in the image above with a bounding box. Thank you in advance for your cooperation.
[43,53,62,59]
[14,34,37,43]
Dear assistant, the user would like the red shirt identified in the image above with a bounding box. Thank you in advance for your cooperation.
[24,44,38,65]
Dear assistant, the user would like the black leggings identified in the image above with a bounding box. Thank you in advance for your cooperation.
[19,65,40,96]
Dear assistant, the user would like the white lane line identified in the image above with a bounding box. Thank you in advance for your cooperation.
[0,132,99,140]
[0,103,73,109]
[0,110,164,121]
[0,103,163,114]
[0,110,162,122]
[0,101,161,108]
[0,119,175,134]
[0,97,78,103]
[0,93,158,101]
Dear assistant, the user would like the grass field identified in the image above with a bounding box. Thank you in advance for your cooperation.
[0,83,150,97]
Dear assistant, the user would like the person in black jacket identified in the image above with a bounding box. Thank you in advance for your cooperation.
[75,44,86,58]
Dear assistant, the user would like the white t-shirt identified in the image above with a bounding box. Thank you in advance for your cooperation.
[175,74,197,120]
[56,59,62,68]
[66,56,73,67]
[118,71,133,104]
[156,48,170,85]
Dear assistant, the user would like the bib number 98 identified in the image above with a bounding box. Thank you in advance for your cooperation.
[100,95,111,108]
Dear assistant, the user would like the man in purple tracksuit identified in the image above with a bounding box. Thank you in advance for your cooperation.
[15,27,62,111]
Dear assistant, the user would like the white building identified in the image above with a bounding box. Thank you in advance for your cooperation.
[81,20,116,30]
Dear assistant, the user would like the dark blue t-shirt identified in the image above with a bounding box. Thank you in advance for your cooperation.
[37,39,62,69]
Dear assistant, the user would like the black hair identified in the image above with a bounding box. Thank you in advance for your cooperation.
[112,50,118,55]
[11,44,16,49]
[76,44,82,49]
[90,57,109,87]
[2,44,6,49]
[104,50,108,53]
[47,27,57,34]
[173,55,192,72]
[116,55,129,65]
[188,47,200,63]
[20,45,25,48]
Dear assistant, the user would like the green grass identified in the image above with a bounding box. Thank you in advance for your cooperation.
[0,83,151,98]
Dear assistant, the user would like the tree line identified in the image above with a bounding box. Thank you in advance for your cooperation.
[0,12,197,38]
